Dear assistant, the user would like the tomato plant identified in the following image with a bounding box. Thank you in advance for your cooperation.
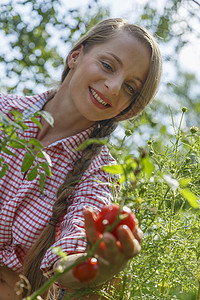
[73,257,99,283]
[95,204,137,240]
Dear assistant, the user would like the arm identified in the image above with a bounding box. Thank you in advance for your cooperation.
[0,266,21,300]
[53,208,143,289]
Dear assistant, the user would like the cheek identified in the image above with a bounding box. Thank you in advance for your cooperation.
[118,96,132,112]
[84,63,101,80]
[73,63,100,88]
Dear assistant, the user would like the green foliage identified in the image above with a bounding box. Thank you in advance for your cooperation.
[0,108,53,192]
[112,108,200,299]
[0,0,109,94]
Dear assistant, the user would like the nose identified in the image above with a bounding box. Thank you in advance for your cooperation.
[104,76,123,96]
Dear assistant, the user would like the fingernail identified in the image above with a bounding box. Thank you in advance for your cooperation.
[138,228,144,240]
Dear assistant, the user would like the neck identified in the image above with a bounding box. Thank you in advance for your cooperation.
[37,87,94,147]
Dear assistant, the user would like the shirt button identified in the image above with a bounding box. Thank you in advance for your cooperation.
[39,193,47,199]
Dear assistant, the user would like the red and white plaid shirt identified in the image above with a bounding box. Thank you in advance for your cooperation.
[0,91,119,274]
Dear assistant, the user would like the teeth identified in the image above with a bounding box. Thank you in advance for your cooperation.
[90,88,108,106]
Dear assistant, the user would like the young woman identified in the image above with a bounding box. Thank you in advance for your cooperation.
[0,18,162,299]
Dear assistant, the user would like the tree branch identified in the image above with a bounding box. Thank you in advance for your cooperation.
[191,0,200,7]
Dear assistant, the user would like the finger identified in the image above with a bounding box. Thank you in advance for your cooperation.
[117,225,141,258]
[132,227,143,244]
[83,208,98,244]
[101,232,122,264]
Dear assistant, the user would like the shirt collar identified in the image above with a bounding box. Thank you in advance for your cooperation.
[60,126,95,152]
[22,91,50,119]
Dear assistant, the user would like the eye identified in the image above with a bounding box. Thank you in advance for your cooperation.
[124,83,135,95]
[101,61,113,72]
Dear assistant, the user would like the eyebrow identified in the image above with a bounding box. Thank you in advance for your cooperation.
[106,51,144,85]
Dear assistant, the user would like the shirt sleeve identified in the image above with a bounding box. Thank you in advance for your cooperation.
[40,166,120,274]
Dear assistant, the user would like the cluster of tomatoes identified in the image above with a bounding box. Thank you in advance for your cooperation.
[73,204,137,283]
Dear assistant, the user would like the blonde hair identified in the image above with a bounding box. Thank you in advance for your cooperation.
[23,18,162,297]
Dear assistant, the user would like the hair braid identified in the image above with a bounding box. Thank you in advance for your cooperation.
[51,119,117,223]
[23,119,117,296]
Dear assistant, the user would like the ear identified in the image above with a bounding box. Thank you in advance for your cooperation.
[68,44,84,69]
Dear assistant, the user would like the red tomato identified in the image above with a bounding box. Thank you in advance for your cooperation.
[95,204,136,240]
[73,257,99,283]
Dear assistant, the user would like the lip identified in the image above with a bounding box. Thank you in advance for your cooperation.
[89,87,112,107]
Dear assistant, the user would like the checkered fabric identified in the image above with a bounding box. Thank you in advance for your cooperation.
[0,92,119,274]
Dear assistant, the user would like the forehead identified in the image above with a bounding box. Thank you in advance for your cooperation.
[89,31,149,54]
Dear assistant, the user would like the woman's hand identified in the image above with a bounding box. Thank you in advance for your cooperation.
[54,207,143,289]
[83,207,143,282]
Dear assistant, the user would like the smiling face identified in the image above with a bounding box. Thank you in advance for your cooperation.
[62,31,151,123]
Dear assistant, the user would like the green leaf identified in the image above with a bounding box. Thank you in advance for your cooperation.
[1,146,16,156]
[9,140,26,149]
[27,165,38,181]
[179,188,199,208]
[0,157,4,166]
[142,157,155,178]
[52,247,67,259]
[119,174,126,184]
[0,163,9,178]
[29,138,43,149]
[10,132,17,139]
[21,151,35,172]
[36,151,44,158]
[10,110,23,119]
[179,178,191,187]
[125,156,137,170]
[76,138,108,151]
[31,116,42,130]
[102,164,124,175]
[39,172,46,193]
[17,121,29,130]
[40,161,52,176]
[38,111,54,127]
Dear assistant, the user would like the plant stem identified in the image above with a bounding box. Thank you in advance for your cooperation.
[26,238,104,300]
[170,108,184,166]
[169,191,175,234]
[196,281,200,300]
